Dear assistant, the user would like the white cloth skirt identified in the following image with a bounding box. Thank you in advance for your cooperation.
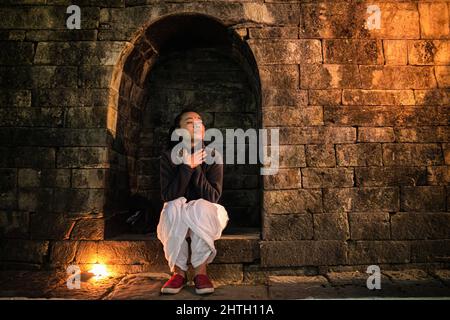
[156,197,229,272]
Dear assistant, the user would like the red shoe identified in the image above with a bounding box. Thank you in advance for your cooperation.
[161,273,187,294]
[193,274,214,295]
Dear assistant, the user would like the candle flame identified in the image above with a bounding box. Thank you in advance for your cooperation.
[90,263,108,279]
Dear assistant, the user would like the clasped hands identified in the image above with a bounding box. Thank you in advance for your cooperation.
[182,148,206,169]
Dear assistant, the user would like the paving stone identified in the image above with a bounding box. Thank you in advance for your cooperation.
[47,274,122,300]
[268,275,338,299]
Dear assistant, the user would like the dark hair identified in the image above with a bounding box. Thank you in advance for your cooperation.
[165,108,202,150]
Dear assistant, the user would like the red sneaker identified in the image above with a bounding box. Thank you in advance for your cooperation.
[161,273,187,294]
[193,274,214,294]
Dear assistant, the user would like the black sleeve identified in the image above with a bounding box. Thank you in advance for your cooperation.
[190,161,223,203]
[159,151,195,202]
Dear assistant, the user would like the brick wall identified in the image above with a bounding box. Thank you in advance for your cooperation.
[0,1,449,273]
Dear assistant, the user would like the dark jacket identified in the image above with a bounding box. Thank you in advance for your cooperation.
[159,143,223,203]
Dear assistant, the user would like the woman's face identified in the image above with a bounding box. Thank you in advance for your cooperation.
[179,111,205,143]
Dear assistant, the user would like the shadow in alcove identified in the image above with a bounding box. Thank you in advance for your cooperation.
[104,14,263,239]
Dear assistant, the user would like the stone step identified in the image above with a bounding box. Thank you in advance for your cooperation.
[50,229,261,284]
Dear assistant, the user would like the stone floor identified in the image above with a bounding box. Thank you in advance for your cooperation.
[0,269,449,300]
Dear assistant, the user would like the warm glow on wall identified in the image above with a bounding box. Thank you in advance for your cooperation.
[90,264,109,279]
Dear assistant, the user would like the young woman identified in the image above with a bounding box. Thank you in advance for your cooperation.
[157,109,229,295]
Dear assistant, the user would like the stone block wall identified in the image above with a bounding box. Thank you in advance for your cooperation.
[0,1,449,274]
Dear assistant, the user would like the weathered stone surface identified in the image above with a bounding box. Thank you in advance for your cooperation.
[0,239,49,264]
[268,275,334,299]
[49,240,78,267]
[336,143,382,167]
[383,269,449,297]
[300,64,361,89]
[411,240,450,263]
[262,106,323,126]
[324,105,449,126]
[0,168,16,192]
[0,192,17,210]
[360,66,437,89]
[445,144,450,165]
[435,66,450,88]
[18,169,70,188]
[0,42,34,65]
[103,273,170,300]
[52,188,105,214]
[414,89,450,106]
[0,211,29,238]
[313,213,349,240]
[18,188,53,212]
[249,39,322,64]
[305,144,336,167]
[0,270,66,299]
[259,65,298,89]
[65,107,108,129]
[0,128,109,148]
[0,108,64,127]
[261,241,347,267]
[355,167,427,187]
[13,147,55,168]
[97,241,163,265]
[74,241,98,264]
[342,89,415,105]
[391,212,450,240]
[262,89,307,107]
[300,2,419,39]
[25,29,98,41]
[56,147,109,168]
[101,2,300,28]
[427,166,450,186]
[30,213,75,240]
[383,40,408,65]
[72,169,107,189]
[0,66,78,89]
[214,235,260,264]
[263,189,322,214]
[419,2,450,39]
[249,26,298,39]
[400,186,446,212]
[326,271,368,287]
[79,65,115,88]
[34,88,110,107]
[279,126,356,145]
[278,145,306,168]
[264,214,313,241]
[433,270,450,287]
[302,168,353,188]
[395,127,450,143]
[408,40,450,65]
[308,90,341,105]
[348,241,410,264]
[263,168,301,190]
[323,187,399,212]
[383,143,443,166]
[0,90,31,107]
[70,219,104,240]
[0,6,100,29]
[34,41,126,66]
[348,212,390,240]
[324,39,383,64]
[48,275,121,300]
[357,127,395,143]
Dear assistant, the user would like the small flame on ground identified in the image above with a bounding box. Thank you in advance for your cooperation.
[90,263,108,279]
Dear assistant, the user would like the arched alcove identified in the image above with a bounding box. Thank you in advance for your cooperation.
[104,13,262,238]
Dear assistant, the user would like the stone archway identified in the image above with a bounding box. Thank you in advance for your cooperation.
[104,13,262,238]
